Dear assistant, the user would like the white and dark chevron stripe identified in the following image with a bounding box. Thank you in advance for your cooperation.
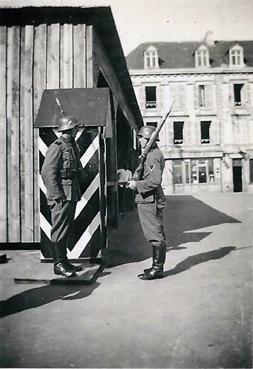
[39,127,106,260]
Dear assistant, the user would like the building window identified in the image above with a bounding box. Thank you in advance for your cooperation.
[145,86,157,109]
[198,159,207,183]
[229,45,244,67]
[146,122,157,128]
[195,84,213,110]
[208,159,215,183]
[173,121,184,144]
[195,45,210,67]
[250,159,253,183]
[144,46,159,69]
[190,160,198,183]
[173,159,215,185]
[198,85,206,107]
[233,83,245,106]
[173,160,183,184]
[201,121,211,144]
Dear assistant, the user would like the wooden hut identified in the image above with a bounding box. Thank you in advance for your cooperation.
[0,6,143,260]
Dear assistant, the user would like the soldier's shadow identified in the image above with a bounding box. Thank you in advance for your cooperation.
[0,271,109,318]
[163,246,236,277]
[107,195,240,267]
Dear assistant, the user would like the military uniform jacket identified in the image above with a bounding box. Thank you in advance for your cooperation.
[135,145,166,208]
[41,136,84,202]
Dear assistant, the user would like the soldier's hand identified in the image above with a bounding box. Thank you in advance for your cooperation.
[127,180,137,190]
[55,198,66,209]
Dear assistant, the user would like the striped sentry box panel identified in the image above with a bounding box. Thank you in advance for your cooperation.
[39,126,107,260]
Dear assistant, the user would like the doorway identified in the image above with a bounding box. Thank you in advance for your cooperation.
[232,159,242,192]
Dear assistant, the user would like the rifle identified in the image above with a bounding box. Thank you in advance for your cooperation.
[54,93,86,128]
[132,101,174,181]
[55,94,66,117]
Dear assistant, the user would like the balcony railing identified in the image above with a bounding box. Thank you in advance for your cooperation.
[145,101,157,109]
[201,138,210,144]
[174,139,183,144]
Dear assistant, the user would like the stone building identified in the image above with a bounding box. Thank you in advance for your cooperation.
[126,38,253,194]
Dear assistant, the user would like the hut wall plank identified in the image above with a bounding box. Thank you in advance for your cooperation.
[73,24,86,88]
[60,24,73,88]
[33,24,47,242]
[0,26,7,242]
[20,25,34,242]
[47,23,60,89]
[6,26,21,242]
[86,25,93,88]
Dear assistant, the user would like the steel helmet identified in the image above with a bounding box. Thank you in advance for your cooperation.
[137,125,159,141]
[58,115,79,132]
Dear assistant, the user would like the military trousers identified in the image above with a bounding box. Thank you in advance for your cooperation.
[137,202,166,247]
[48,200,77,243]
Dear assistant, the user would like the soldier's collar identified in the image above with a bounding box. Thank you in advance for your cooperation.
[60,135,75,144]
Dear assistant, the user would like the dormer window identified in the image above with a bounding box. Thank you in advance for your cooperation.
[144,46,159,69]
[195,45,210,67]
[229,44,244,67]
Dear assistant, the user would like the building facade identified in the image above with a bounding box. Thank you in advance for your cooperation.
[127,39,253,194]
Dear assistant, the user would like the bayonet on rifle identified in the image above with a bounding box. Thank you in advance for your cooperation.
[54,93,66,117]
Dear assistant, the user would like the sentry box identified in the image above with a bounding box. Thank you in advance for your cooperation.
[35,88,111,262]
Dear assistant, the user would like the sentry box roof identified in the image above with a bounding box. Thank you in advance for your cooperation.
[35,88,112,133]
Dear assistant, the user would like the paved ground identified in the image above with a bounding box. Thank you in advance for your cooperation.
[0,192,253,368]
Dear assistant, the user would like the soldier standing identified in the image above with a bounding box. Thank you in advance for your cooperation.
[128,126,167,280]
[41,115,84,277]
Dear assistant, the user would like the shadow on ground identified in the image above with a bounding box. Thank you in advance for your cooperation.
[0,271,109,318]
[106,195,240,266]
[164,246,236,277]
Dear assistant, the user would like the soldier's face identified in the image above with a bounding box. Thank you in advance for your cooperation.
[71,126,79,139]
[138,136,148,150]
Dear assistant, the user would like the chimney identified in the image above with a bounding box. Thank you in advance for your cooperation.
[203,31,215,46]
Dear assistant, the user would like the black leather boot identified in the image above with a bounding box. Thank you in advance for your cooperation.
[52,241,76,278]
[143,246,157,275]
[65,261,83,272]
[139,245,166,280]
[54,262,76,277]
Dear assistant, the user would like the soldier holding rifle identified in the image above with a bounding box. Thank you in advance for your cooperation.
[128,104,173,280]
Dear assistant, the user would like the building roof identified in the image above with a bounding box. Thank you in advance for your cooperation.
[126,41,253,69]
[0,5,143,128]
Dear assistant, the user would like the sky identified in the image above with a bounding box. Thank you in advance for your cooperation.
[1,0,253,55]
[85,0,253,55]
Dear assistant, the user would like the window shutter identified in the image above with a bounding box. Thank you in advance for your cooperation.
[172,84,185,111]
[195,120,200,145]
[157,85,163,110]
[171,84,178,111]
[193,85,198,109]
[241,84,246,105]
[179,85,186,111]
[212,120,219,145]
[229,84,234,106]
[206,85,213,110]
[138,86,145,110]
[246,83,251,106]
